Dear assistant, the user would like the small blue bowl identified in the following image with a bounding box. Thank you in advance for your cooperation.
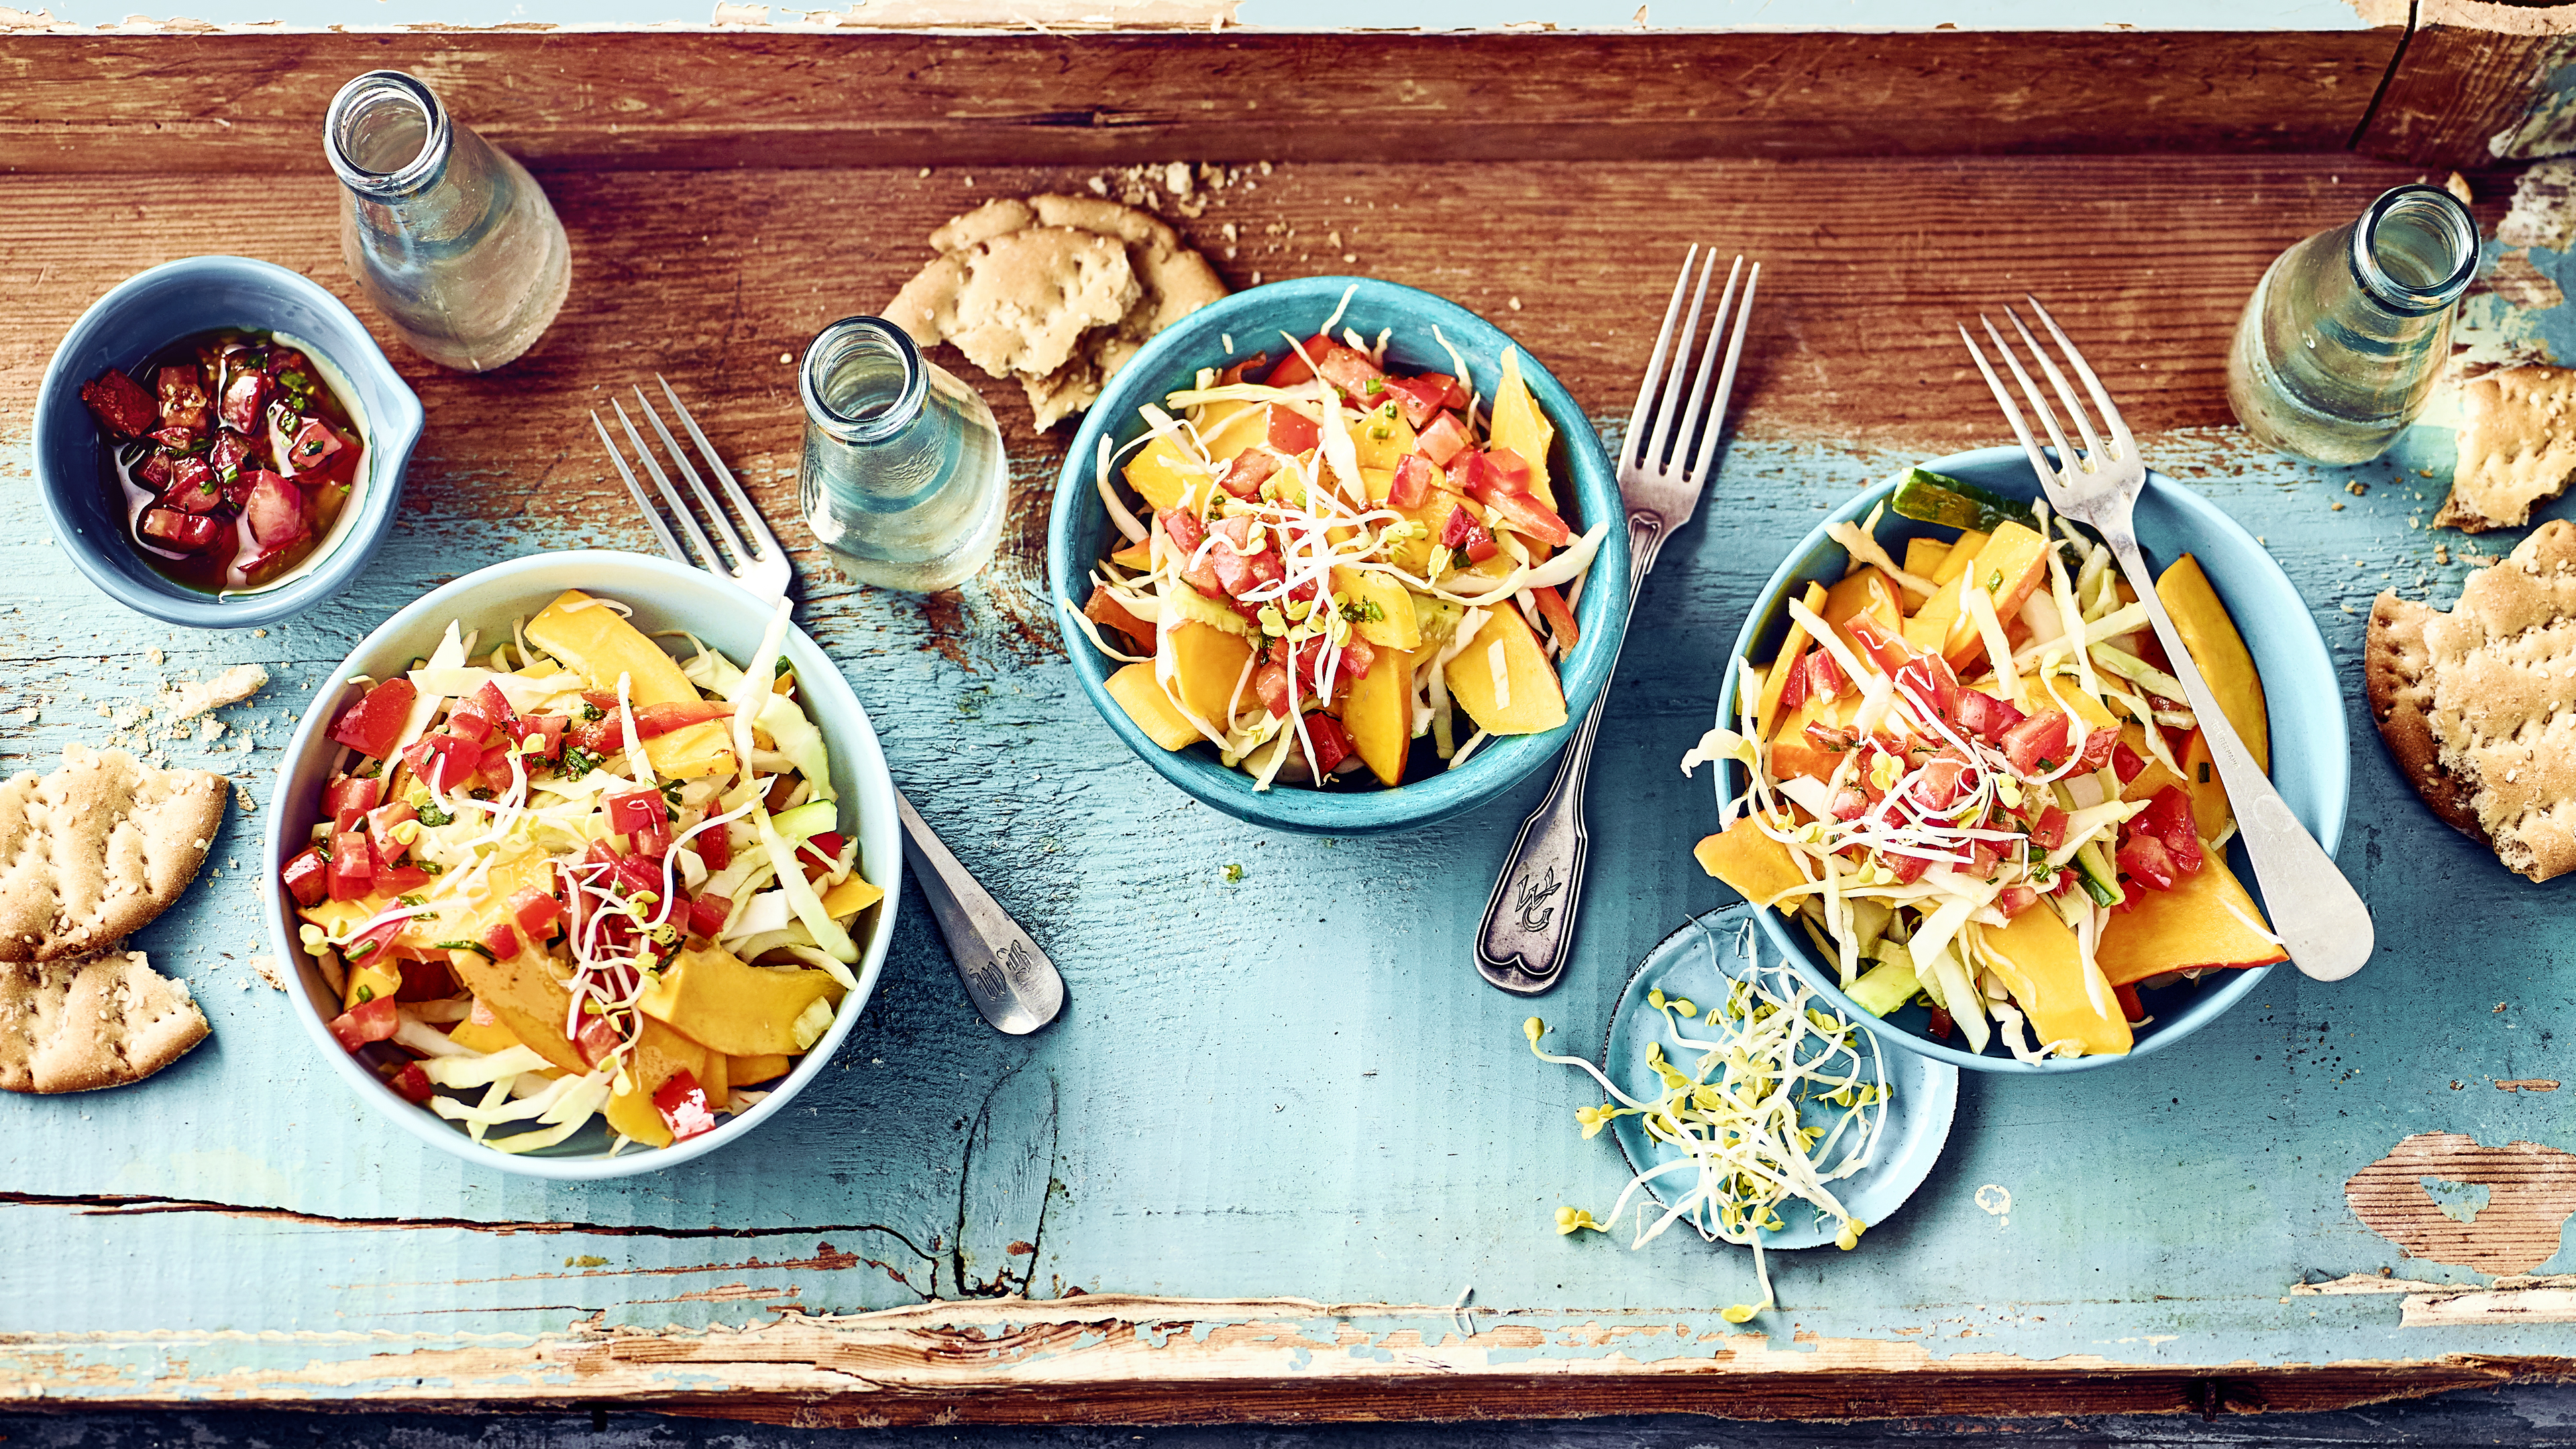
[1713,447,2349,1074]
[34,255,423,629]
[1048,277,1631,835]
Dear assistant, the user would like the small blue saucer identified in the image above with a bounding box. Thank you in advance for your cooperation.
[1603,906,1959,1250]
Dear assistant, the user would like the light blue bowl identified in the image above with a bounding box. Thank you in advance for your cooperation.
[1048,277,1631,835]
[261,552,902,1178]
[1712,447,2349,1074]
[33,255,423,629]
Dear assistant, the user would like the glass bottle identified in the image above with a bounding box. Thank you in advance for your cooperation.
[2226,182,2479,466]
[325,70,572,373]
[798,317,1008,594]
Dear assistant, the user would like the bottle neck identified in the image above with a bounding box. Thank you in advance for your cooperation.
[326,71,455,202]
[2343,184,2477,320]
[802,318,928,447]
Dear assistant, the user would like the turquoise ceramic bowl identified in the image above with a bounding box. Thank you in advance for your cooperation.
[1049,277,1630,835]
[1712,447,2349,1074]
[261,552,902,1177]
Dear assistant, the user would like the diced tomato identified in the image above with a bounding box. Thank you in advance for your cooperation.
[1158,506,1206,555]
[611,850,666,903]
[386,1062,435,1104]
[632,820,674,859]
[1999,709,2073,775]
[1438,502,1499,562]
[1831,788,1869,822]
[1432,372,1472,410]
[1804,648,1847,702]
[2114,983,2146,1022]
[376,863,430,894]
[2072,722,2120,772]
[155,365,210,432]
[241,470,308,549]
[605,789,667,837]
[799,830,847,875]
[323,775,382,830]
[327,829,375,900]
[366,800,417,865]
[1774,645,1813,717]
[281,845,330,907]
[694,820,732,872]
[1083,584,1155,653]
[2117,835,2180,893]
[1299,714,1354,774]
[1925,1005,1957,1041]
[327,996,400,1053]
[2029,805,2068,851]
[2110,741,2148,786]
[331,678,418,759]
[507,713,566,761]
[1256,662,1293,717]
[482,922,521,961]
[1916,755,1970,812]
[1265,335,1334,388]
[1967,840,2000,879]
[1214,448,1280,501]
[1886,849,1932,885]
[1953,689,2027,744]
[1216,351,1270,387]
[1844,616,1911,678]
[394,956,455,1002]
[1994,885,2039,918]
[138,507,223,552]
[686,892,731,940]
[1892,655,1957,724]
[472,680,516,726]
[284,417,344,474]
[630,700,731,739]
[1381,373,1447,429]
[510,886,562,940]
[403,732,483,793]
[1531,584,1580,650]
[653,1069,721,1140]
[449,706,494,747]
[218,367,267,433]
[1387,453,1440,509]
[1265,404,1320,456]
[1485,489,1570,548]
[80,368,158,437]
[2131,785,2204,873]
[576,1014,624,1068]
[1314,342,1389,401]
[1415,412,1473,468]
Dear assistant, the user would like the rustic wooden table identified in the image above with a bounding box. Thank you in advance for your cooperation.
[3,23,2574,1426]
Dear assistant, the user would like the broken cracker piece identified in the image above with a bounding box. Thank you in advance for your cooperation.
[2438,366,2576,532]
[160,663,269,723]
[0,950,209,1093]
[0,747,231,962]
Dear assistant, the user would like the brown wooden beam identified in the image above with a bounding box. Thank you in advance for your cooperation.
[0,30,2400,174]
[2353,1,2576,167]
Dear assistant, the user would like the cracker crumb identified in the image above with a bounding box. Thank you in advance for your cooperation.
[161,664,268,723]
[248,955,287,991]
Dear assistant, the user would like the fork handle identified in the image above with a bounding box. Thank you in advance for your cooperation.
[896,791,1068,1034]
[1475,514,1668,996]
[2099,529,2373,983]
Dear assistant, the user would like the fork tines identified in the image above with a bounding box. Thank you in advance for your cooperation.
[590,376,786,594]
[1956,297,2135,490]
[1624,245,1760,484]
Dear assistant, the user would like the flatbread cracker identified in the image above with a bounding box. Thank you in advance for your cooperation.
[888,224,1138,382]
[2367,521,2576,880]
[0,950,209,1093]
[2438,366,2576,532]
[0,746,231,961]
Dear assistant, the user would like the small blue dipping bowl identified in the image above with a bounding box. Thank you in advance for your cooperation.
[1049,277,1631,835]
[34,256,423,629]
[1713,447,2349,1074]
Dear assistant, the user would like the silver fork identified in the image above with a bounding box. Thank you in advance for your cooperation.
[1960,299,2373,985]
[596,381,1067,1033]
[1477,247,1760,996]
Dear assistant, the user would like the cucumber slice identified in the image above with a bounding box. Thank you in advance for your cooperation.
[771,798,838,843]
[1888,467,2041,535]
[1846,943,1924,1018]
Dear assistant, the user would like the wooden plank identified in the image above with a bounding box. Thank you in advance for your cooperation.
[0,30,2404,174]
[2353,1,2576,167]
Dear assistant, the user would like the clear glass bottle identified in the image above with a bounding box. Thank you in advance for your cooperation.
[2226,182,2479,466]
[325,70,572,374]
[798,317,1008,593]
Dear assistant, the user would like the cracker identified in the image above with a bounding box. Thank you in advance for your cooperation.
[893,225,1138,382]
[0,950,209,1093]
[2438,365,2576,532]
[160,663,269,722]
[2369,521,2576,880]
[0,746,231,961]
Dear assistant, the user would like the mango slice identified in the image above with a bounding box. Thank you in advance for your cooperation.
[2156,553,2269,775]
[445,1014,529,1058]
[1693,816,1808,912]
[602,1017,712,1149]
[1978,907,2132,1057]
[2095,857,2288,986]
[819,871,885,919]
[1351,407,1417,474]
[1334,566,1420,650]
[1930,528,1990,585]
[731,1053,792,1086]
[1488,349,1558,511]
[1167,621,1253,724]
[1446,604,1566,735]
[1106,662,1201,750]
[637,943,844,1057]
[1123,435,1209,513]
[1901,537,1952,580]
[1344,643,1414,786]
[1754,581,1830,739]
[1911,523,2051,669]
[526,590,737,780]
[1821,565,1904,672]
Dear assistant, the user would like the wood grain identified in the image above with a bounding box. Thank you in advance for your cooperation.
[0,30,2404,174]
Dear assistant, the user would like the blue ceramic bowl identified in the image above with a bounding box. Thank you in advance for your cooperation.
[33,255,423,629]
[1713,447,2349,1074]
[1049,277,1631,834]
[262,551,903,1179]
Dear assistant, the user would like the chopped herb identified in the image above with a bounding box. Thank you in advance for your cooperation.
[1362,377,1385,395]
[395,893,426,907]
[431,938,497,961]
[775,657,794,676]
[579,702,606,721]
[353,983,376,1001]
[1987,569,2004,593]
[353,757,383,780]
[467,786,495,802]
[1221,863,1244,883]
[659,778,686,810]
[416,802,454,828]
[559,744,604,777]
[417,860,445,875]
[280,370,311,392]
[1358,598,1387,623]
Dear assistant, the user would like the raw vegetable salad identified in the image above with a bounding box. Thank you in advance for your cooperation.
[1688,468,2289,1061]
[1069,298,1609,789]
[285,589,883,1154]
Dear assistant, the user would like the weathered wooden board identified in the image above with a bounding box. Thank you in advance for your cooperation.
[0,30,2404,173]
[3,148,2575,1421]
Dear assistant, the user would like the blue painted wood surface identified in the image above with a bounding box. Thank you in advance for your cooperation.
[1,153,2571,1413]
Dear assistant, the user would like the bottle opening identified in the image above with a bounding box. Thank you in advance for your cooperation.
[325,71,451,196]
[2355,184,2478,317]
[802,317,926,445]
